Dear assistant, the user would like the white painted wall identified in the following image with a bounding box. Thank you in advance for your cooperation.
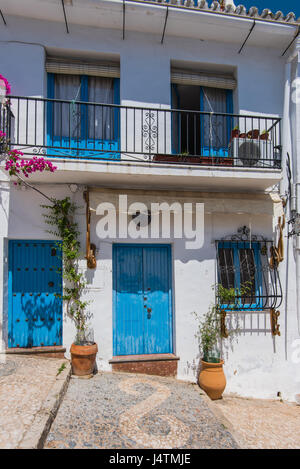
[0,15,285,115]
[0,13,299,403]
[1,183,299,401]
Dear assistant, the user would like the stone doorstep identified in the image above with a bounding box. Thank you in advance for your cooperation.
[18,360,72,449]
[5,346,66,359]
[109,354,180,378]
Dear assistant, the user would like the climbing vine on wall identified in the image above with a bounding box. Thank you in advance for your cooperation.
[42,197,92,344]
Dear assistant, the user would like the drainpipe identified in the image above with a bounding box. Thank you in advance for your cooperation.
[291,46,300,335]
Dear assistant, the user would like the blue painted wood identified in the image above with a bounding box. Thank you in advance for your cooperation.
[113,244,173,356]
[143,246,173,354]
[47,74,120,159]
[8,240,63,348]
[200,87,233,157]
[113,245,144,356]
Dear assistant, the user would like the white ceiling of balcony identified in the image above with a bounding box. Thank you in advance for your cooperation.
[1,0,297,50]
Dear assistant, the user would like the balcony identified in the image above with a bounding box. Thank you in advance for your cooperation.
[0,96,282,191]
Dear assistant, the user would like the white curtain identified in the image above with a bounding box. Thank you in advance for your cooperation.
[202,87,227,150]
[88,76,114,140]
[54,74,81,139]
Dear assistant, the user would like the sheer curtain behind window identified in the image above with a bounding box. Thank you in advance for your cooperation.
[54,74,81,139]
[202,87,227,151]
[88,77,114,140]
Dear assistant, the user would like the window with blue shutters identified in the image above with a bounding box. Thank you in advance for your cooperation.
[171,84,233,157]
[47,73,120,159]
[217,241,263,311]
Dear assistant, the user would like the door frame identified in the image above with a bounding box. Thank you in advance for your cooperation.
[112,243,174,356]
[8,239,63,348]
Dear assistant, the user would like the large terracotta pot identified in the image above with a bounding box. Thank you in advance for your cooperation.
[198,359,226,400]
[70,342,98,376]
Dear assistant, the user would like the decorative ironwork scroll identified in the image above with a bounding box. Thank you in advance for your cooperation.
[270,309,281,336]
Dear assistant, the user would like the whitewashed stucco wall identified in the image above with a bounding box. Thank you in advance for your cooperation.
[0,14,285,116]
[0,15,299,402]
[1,183,299,401]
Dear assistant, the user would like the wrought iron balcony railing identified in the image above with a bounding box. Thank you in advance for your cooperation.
[1,96,281,169]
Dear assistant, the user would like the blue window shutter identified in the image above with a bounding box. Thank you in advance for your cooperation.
[47,73,55,99]
[114,78,120,105]
[226,90,233,144]
[81,75,88,139]
[226,90,233,114]
[171,83,180,154]
[47,74,55,147]
[113,78,120,142]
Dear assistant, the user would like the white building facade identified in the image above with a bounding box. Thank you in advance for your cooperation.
[0,0,300,401]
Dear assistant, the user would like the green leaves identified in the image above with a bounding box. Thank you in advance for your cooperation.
[42,197,92,342]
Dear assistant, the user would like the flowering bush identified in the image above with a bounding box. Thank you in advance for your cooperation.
[4,149,57,179]
[0,130,6,142]
[0,74,11,95]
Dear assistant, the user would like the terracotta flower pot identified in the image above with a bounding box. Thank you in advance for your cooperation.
[70,342,98,376]
[198,359,226,400]
[260,132,269,140]
[231,129,240,139]
[247,129,260,139]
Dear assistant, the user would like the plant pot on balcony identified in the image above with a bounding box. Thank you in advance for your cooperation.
[247,129,260,139]
[70,342,98,376]
[153,154,200,164]
[231,129,240,139]
[198,359,226,400]
[260,132,269,141]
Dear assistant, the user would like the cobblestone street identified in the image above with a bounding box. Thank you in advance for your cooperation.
[0,354,69,449]
[44,372,237,449]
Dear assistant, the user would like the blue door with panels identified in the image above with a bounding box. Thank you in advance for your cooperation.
[8,240,63,348]
[113,244,173,356]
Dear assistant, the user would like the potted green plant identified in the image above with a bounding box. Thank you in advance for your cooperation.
[260,130,269,140]
[231,126,240,139]
[194,284,247,400]
[247,129,260,139]
[43,197,97,377]
[194,303,226,400]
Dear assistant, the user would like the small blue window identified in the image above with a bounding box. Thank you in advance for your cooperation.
[217,241,262,311]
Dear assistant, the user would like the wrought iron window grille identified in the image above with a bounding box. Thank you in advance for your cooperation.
[215,226,282,312]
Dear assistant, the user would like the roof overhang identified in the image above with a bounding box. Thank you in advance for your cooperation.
[0,0,298,54]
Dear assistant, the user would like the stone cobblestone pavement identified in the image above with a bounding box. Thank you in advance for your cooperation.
[212,395,300,449]
[45,372,238,449]
[0,354,68,449]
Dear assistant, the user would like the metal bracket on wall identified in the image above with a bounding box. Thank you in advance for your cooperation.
[123,0,126,40]
[238,20,256,54]
[61,0,70,33]
[281,25,300,57]
[270,309,281,336]
[161,6,169,45]
[0,9,6,26]
[84,189,97,269]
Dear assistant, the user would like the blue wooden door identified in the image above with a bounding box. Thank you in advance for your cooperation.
[113,245,173,356]
[8,240,63,348]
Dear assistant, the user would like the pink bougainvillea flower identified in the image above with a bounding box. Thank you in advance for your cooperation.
[0,74,11,95]
[4,150,57,179]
